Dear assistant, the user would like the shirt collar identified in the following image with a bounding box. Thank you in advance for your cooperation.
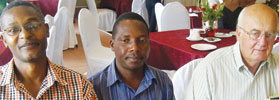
[233,42,270,71]
[47,59,68,86]
[0,58,67,86]
[106,59,156,87]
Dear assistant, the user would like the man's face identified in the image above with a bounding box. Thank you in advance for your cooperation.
[0,6,49,62]
[111,20,150,71]
[236,13,277,63]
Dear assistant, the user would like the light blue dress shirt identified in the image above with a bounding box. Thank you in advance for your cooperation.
[88,59,175,100]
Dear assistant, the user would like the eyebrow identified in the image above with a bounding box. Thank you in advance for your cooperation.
[6,17,40,27]
[250,29,276,33]
[26,17,40,22]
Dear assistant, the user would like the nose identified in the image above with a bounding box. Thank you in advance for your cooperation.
[19,28,32,39]
[257,34,268,46]
[129,41,139,52]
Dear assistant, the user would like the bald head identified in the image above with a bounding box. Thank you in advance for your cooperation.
[236,4,278,67]
[238,4,278,29]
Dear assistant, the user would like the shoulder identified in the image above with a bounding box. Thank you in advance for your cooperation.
[50,63,91,86]
[0,62,11,81]
[270,53,279,66]
[87,66,110,85]
[148,66,173,85]
[200,45,234,66]
[52,64,84,77]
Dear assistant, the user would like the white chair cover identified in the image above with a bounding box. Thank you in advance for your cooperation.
[97,9,117,31]
[273,42,279,54]
[58,0,78,50]
[78,8,115,77]
[131,0,149,27]
[155,3,164,32]
[172,58,203,100]
[160,2,190,31]
[87,0,116,31]
[44,14,54,28]
[46,7,70,66]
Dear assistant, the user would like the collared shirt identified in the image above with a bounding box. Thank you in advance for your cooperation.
[0,59,98,100]
[185,42,279,100]
[88,59,175,100]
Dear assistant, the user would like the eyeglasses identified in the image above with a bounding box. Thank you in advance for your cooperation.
[238,26,278,41]
[3,21,43,36]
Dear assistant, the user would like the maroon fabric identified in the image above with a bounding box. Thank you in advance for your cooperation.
[37,0,58,16]
[0,40,12,66]
[186,6,203,29]
[100,0,115,9]
[146,29,235,70]
[25,0,58,16]
[100,0,132,17]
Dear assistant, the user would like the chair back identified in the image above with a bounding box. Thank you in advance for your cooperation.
[273,42,279,54]
[155,3,164,31]
[58,0,78,49]
[46,7,69,65]
[172,58,203,100]
[87,0,98,14]
[58,0,76,21]
[78,8,115,77]
[131,0,149,27]
[86,0,99,25]
[160,2,190,31]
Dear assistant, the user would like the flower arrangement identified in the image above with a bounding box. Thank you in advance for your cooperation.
[201,1,225,30]
[266,0,279,13]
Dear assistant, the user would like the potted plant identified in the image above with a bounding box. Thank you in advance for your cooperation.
[201,1,225,37]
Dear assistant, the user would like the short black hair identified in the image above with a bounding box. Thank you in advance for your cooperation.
[0,1,44,30]
[112,12,149,39]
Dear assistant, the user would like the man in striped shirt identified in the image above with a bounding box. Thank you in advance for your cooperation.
[185,4,279,100]
[88,12,175,100]
[0,1,97,99]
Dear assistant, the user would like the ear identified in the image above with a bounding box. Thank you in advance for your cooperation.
[236,26,241,41]
[0,33,8,48]
[110,39,115,51]
[44,24,49,37]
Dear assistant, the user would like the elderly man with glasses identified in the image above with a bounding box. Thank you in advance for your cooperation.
[185,4,279,100]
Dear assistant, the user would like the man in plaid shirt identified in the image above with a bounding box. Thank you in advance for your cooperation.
[0,1,97,99]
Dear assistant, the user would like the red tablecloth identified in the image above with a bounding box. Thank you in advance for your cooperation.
[0,40,12,66]
[186,6,203,29]
[147,29,235,70]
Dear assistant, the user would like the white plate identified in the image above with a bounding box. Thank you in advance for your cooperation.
[229,31,236,36]
[191,44,217,51]
[186,37,203,41]
[203,37,221,43]
[215,33,233,38]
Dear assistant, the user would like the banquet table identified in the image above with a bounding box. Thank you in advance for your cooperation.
[146,29,235,70]
[0,40,12,66]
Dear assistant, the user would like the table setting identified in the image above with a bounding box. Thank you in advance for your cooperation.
[147,29,235,70]
[186,28,234,51]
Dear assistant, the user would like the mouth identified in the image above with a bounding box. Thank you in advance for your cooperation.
[19,42,40,50]
[127,56,144,62]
